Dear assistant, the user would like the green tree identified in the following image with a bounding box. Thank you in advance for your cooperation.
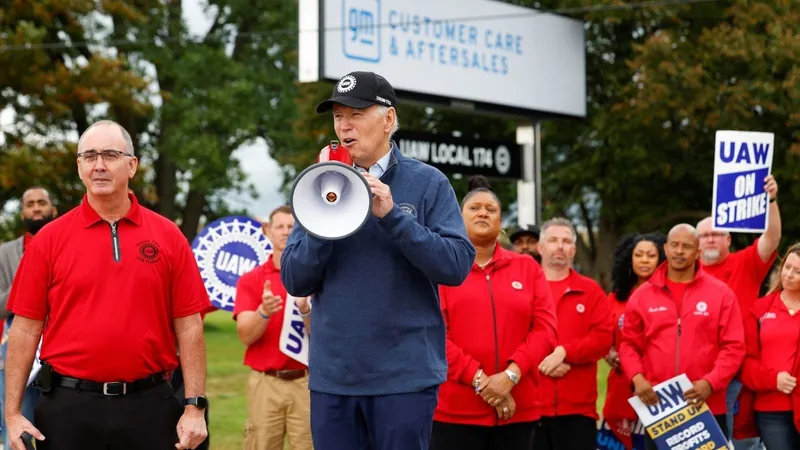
[617,0,800,251]
[0,0,153,237]
[111,0,301,239]
[530,0,799,285]
[1,1,303,241]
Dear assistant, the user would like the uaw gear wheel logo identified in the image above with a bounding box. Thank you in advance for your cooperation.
[337,75,357,93]
[191,216,272,312]
[494,146,511,175]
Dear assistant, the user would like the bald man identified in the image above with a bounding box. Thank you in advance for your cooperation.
[697,175,780,450]
[619,224,745,450]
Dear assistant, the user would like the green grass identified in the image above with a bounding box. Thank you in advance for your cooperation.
[204,311,249,450]
[204,310,614,448]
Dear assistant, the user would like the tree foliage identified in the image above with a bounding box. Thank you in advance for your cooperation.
[1,0,798,282]
[1,0,302,241]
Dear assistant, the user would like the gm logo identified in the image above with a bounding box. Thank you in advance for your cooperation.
[342,0,381,62]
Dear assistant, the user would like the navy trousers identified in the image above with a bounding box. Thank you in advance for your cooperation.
[310,386,438,450]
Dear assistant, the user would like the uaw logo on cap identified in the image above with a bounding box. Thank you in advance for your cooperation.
[191,216,272,312]
[337,75,357,93]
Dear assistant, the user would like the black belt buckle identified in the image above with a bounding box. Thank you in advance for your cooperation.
[102,382,127,396]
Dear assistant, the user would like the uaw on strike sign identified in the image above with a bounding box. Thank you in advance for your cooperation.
[628,374,728,450]
[712,130,774,233]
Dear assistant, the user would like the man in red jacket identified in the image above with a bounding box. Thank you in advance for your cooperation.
[532,218,613,450]
[620,223,745,450]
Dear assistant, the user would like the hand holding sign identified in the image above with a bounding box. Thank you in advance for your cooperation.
[682,379,712,407]
[294,296,311,315]
[764,174,778,201]
[777,371,797,394]
[261,280,283,316]
[632,374,659,406]
[628,374,728,450]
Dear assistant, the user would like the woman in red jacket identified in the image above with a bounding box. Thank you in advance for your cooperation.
[739,243,800,450]
[603,232,665,449]
[429,176,557,450]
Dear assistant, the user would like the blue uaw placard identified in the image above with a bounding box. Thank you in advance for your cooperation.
[191,216,272,312]
[711,130,774,233]
[629,374,729,450]
[597,417,646,450]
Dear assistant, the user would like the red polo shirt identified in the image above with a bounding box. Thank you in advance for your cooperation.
[233,255,307,372]
[701,238,777,317]
[7,193,211,382]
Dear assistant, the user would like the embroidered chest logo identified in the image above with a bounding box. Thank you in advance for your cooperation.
[511,281,523,290]
[137,240,162,264]
[759,312,777,324]
[694,301,709,316]
[397,203,418,218]
[576,303,585,314]
[648,306,668,313]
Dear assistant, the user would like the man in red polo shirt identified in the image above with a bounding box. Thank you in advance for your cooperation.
[234,205,312,450]
[532,217,613,450]
[696,174,781,449]
[3,120,211,450]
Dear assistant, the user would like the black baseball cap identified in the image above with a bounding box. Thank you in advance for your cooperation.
[509,225,540,243]
[316,71,398,113]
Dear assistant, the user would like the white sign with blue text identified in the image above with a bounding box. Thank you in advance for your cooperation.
[628,374,728,450]
[299,0,586,117]
[279,296,309,366]
[711,130,774,234]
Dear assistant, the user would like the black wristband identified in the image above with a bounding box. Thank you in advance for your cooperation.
[770,196,777,203]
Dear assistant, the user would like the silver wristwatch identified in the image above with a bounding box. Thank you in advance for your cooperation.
[504,369,519,385]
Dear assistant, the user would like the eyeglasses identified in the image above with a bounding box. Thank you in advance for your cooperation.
[77,150,133,164]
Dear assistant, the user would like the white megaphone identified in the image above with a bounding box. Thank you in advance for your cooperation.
[289,140,372,240]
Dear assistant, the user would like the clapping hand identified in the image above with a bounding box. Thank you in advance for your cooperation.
[260,280,282,317]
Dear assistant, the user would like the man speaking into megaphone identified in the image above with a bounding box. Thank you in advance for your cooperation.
[281,71,476,450]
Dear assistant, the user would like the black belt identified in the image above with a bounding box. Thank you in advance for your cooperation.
[53,372,168,396]
[263,369,307,381]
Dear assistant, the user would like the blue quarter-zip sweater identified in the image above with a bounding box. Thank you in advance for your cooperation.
[281,143,475,396]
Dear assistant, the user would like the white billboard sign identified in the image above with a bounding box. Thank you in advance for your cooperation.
[299,0,587,118]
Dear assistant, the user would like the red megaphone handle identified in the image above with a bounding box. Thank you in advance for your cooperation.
[317,140,354,166]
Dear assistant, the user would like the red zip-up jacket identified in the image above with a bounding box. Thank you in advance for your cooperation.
[434,244,557,426]
[736,290,800,436]
[619,262,745,415]
[538,269,613,419]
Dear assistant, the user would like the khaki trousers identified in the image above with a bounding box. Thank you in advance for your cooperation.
[244,370,313,450]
